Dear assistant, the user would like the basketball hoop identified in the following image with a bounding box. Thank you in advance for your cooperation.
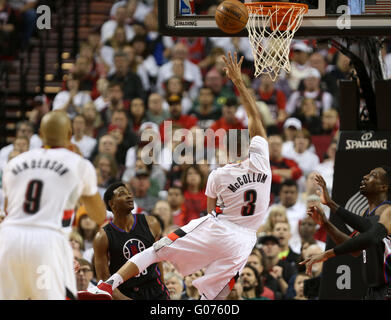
[244,2,308,81]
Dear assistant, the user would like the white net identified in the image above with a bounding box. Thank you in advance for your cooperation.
[245,3,307,81]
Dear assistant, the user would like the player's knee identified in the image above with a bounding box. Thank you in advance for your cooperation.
[129,246,159,274]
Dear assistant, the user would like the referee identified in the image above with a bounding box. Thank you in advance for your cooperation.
[302,166,391,300]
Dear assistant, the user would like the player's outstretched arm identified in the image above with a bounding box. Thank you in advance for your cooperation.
[80,193,107,226]
[222,52,267,140]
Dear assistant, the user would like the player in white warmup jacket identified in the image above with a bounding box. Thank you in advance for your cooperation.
[0,111,107,300]
[78,52,271,300]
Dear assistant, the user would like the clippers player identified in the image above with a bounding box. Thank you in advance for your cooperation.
[85,182,169,300]
[78,52,271,300]
[0,111,107,300]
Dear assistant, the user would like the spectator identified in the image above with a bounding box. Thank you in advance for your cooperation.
[292,273,311,300]
[26,95,50,132]
[156,42,203,101]
[240,264,270,300]
[259,235,298,298]
[286,68,334,116]
[129,97,147,132]
[210,97,245,138]
[308,52,338,98]
[204,68,236,109]
[0,0,18,59]
[101,26,131,75]
[164,272,184,300]
[52,73,91,119]
[8,0,37,48]
[181,165,207,224]
[110,0,151,25]
[107,51,146,102]
[75,258,96,291]
[246,250,276,300]
[327,51,352,85]
[76,211,100,252]
[268,133,302,200]
[100,81,128,126]
[130,35,159,90]
[151,200,174,235]
[94,78,110,112]
[181,270,204,300]
[80,101,104,138]
[89,134,118,171]
[313,139,337,193]
[71,114,97,159]
[146,93,169,125]
[286,41,313,91]
[301,244,324,299]
[189,86,221,130]
[255,73,287,126]
[281,117,308,156]
[291,98,323,135]
[0,120,40,171]
[158,94,198,142]
[272,221,301,262]
[275,179,307,255]
[282,129,320,182]
[101,5,135,45]
[258,204,288,236]
[298,216,326,252]
[69,230,85,259]
[78,42,108,79]
[100,109,139,167]
[127,168,158,213]
[167,185,186,227]
[71,55,99,99]
[319,109,339,137]
[176,37,208,65]
[93,153,118,196]
[163,75,193,115]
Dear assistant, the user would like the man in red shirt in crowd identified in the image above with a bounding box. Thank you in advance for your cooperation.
[256,74,287,126]
[210,97,245,148]
[159,94,198,142]
[268,133,302,201]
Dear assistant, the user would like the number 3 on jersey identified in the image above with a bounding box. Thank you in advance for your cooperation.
[241,189,257,216]
[23,180,43,214]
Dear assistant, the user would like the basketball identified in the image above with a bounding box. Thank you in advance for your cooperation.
[215,0,249,34]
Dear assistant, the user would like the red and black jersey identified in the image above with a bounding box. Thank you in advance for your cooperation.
[103,214,169,299]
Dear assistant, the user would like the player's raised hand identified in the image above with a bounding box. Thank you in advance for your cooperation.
[307,205,327,226]
[299,250,334,276]
[315,174,331,206]
[222,51,244,84]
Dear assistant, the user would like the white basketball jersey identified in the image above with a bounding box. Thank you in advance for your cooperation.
[2,148,98,230]
[205,136,271,231]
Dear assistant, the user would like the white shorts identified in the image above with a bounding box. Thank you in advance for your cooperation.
[154,215,257,300]
[0,224,76,300]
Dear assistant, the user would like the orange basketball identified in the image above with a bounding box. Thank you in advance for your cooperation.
[215,0,249,34]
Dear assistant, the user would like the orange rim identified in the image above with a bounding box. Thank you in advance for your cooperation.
[244,2,309,15]
[244,2,308,31]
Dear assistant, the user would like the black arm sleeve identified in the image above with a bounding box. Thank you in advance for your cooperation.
[336,206,372,232]
[333,223,388,256]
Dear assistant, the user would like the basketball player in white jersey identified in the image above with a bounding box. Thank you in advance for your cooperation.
[79,52,271,300]
[0,110,107,300]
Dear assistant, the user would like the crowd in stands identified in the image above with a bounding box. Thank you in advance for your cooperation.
[1,0,391,300]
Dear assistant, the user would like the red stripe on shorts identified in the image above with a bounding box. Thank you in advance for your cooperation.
[167,232,180,241]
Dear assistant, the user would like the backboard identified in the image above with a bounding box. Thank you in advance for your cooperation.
[158,0,391,37]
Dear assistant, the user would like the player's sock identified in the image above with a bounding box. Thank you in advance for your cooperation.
[104,273,123,290]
